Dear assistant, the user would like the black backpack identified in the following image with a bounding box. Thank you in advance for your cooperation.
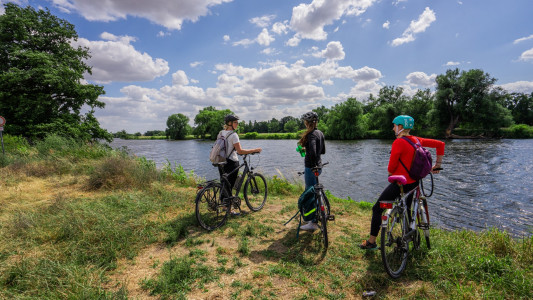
[284,186,316,238]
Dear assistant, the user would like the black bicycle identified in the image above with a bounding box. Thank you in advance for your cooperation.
[195,153,267,231]
[379,171,440,278]
[298,162,334,248]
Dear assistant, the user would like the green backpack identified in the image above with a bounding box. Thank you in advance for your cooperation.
[284,186,316,238]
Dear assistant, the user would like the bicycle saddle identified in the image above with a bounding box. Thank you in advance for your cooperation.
[388,175,407,185]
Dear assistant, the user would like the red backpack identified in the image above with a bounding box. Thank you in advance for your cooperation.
[399,137,433,180]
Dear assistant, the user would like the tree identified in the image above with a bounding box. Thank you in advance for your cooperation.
[503,92,533,125]
[166,114,190,140]
[284,119,299,133]
[325,98,366,139]
[0,3,110,141]
[435,69,512,137]
[193,106,232,139]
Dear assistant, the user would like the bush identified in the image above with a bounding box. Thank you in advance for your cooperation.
[502,124,533,138]
[244,132,258,139]
[86,155,158,190]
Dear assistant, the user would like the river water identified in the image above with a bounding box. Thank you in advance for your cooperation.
[108,138,533,237]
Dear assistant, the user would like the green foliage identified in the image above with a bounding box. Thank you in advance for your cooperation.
[325,97,366,139]
[503,92,533,125]
[0,3,110,142]
[166,113,190,140]
[86,154,158,190]
[0,134,30,156]
[193,106,232,139]
[244,132,259,139]
[161,161,197,185]
[502,124,533,138]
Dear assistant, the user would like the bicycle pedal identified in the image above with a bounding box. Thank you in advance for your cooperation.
[327,215,335,221]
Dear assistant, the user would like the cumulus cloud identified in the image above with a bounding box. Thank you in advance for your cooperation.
[72,32,169,83]
[223,35,230,42]
[272,21,289,35]
[519,48,533,62]
[513,34,533,44]
[404,72,437,87]
[49,0,233,30]
[314,41,345,61]
[391,7,436,47]
[383,20,390,29]
[234,28,274,47]
[250,14,276,28]
[497,81,533,93]
[190,61,204,68]
[96,59,384,132]
[289,0,378,41]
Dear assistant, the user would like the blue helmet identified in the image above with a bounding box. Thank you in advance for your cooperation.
[392,115,414,129]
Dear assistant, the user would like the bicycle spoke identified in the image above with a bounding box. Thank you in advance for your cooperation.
[196,183,229,230]
[381,209,408,278]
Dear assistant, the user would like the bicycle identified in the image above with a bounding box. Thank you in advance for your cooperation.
[195,153,267,231]
[379,170,440,278]
[296,162,335,249]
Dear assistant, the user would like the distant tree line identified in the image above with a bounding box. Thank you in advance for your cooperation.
[156,68,531,140]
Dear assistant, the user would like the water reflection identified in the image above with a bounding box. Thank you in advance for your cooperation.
[108,138,533,237]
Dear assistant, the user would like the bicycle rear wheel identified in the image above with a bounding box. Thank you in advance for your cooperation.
[381,207,409,278]
[317,194,328,249]
[195,183,230,230]
[244,173,268,211]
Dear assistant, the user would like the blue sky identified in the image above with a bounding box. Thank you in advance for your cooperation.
[2,0,533,133]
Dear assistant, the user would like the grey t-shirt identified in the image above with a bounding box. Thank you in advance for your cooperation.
[221,130,240,162]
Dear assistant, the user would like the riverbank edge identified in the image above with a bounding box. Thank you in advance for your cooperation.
[0,136,532,299]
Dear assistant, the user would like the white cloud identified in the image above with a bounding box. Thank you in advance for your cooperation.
[157,31,171,37]
[257,28,275,46]
[96,59,384,131]
[383,20,390,29]
[234,28,274,47]
[286,35,301,47]
[497,81,533,94]
[272,21,289,35]
[513,34,533,44]
[519,48,533,62]
[289,0,378,41]
[190,61,204,68]
[405,72,437,87]
[314,41,345,61]
[391,7,436,47]
[49,0,233,30]
[250,14,276,28]
[72,33,169,83]
[223,35,230,42]
[445,61,460,66]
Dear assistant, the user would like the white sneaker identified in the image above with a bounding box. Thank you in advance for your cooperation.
[300,222,318,231]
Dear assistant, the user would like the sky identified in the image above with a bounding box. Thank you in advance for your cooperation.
[2,0,533,133]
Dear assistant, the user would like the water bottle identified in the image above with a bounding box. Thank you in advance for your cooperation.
[296,144,306,157]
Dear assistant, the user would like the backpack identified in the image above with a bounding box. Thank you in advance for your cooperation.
[399,136,432,180]
[284,186,316,239]
[209,131,235,163]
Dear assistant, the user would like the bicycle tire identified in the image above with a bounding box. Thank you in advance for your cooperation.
[420,198,431,249]
[381,207,409,278]
[195,183,230,230]
[320,189,331,217]
[244,173,268,211]
[317,194,328,249]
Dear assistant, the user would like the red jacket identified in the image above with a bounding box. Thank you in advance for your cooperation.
[388,136,445,184]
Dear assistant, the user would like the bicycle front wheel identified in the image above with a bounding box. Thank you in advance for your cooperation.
[381,207,409,278]
[244,173,268,211]
[195,183,230,230]
[317,194,328,249]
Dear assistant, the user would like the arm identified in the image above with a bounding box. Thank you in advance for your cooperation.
[387,139,403,175]
[419,137,445,173]
[233,142,262,155]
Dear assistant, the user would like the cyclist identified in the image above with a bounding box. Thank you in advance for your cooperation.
[359,115,444,249]
[298,111,326,231]
[218,114,262,191]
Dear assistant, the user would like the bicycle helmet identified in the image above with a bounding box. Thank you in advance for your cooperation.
[302,111,318,122]
[392,115,414,129]
[224,114,240,124]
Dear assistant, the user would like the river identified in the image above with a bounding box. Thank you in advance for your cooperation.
[108,138,533,237]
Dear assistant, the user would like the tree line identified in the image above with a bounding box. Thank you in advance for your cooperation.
[164,69,532,140]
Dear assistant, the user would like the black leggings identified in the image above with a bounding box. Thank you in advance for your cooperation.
[370,181,419,237]
[219,159,239,193]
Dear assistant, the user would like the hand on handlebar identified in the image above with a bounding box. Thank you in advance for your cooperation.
[431,165,443,174]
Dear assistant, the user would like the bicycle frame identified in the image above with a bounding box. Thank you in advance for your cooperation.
[217,154,256,198]
[380,184,420,241]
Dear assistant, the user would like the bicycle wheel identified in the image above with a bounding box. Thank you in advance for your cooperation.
[195,183,230,230]
[244,173,267,211]
[316,194,328,249]
[381,207,409,278]
[320,189,331,217]
[418,198,431,249]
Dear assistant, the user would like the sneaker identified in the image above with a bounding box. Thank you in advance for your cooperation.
[359,240,378,250]
[300,222,318,231]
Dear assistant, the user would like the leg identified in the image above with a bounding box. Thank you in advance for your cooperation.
[304,167,316,190]
[223,159,239,191]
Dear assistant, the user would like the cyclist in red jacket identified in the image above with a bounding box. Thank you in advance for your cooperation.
[359,115,445,250]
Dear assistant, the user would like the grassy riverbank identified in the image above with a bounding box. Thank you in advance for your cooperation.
[1,135,531,299]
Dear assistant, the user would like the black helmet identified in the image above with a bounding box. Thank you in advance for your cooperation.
[224,114,240,124]
[302,111,318,122]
